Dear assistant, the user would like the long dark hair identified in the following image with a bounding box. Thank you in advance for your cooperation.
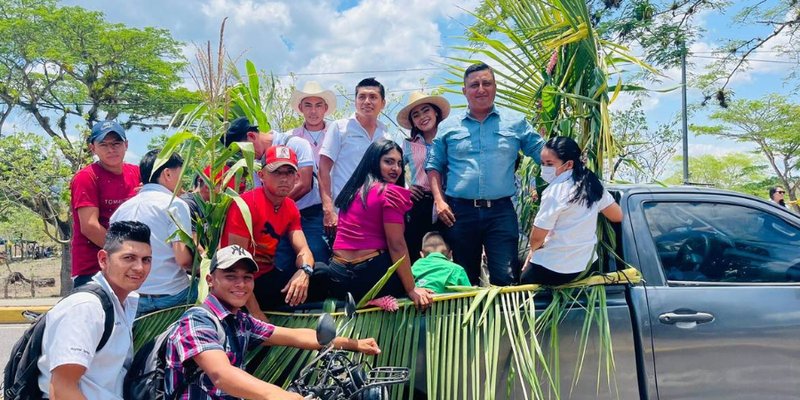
[408,103,443,139]
[335,139,405,211]
[544,136,604,208]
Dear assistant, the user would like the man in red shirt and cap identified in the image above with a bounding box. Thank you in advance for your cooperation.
[220,146,315,321]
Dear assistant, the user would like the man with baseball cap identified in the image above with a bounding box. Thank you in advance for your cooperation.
[220,146,316,321]
[70,120,141,287]
[272,81,337,284]
[221,116,316,198]
[163,244,379,400]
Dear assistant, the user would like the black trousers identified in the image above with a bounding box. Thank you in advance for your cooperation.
[312,252,405,303]
[444,197,519,286]
[520,262,582,286]
[404,194,445,264]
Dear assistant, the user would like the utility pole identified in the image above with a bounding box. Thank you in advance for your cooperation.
[681,41,689,184]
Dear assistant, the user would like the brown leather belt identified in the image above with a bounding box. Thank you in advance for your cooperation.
[332,250,384,266]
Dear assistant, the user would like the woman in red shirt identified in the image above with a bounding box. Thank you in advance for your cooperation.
[317,139,433,309]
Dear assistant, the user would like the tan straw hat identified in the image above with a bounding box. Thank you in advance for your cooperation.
[289,81,337,116]
[396,91,451,130]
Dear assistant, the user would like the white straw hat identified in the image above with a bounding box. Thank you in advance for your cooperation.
[289,81,337,116]
[396,91,451,130]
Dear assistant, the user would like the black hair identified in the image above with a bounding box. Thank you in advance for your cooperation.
[770,186,786,205]
[355,77,385,100]
[104,221,151,254]
[421,231,449,255]
[335,139,405,211]
[544,136,604,208]
[463,62,495,84]
[140,148,183,185]
[193,173,204,189]
[408,103,443,139]
[769,186,785,199]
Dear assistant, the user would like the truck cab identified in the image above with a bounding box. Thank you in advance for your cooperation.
[618,185,800,399]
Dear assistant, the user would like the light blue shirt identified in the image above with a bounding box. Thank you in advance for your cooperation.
[425,106,543,200]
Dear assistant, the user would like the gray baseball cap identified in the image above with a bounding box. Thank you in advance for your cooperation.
[210,245,258,273]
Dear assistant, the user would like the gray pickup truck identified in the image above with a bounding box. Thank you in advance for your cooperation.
[506,185,800,400]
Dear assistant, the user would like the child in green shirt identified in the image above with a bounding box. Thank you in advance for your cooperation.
[411,232,471,293]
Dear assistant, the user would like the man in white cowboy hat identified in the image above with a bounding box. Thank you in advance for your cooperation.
[396,90,451,263]
[288,81,337,164]
[272,81,338,279]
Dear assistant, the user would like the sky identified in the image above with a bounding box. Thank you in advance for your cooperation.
[50,0,797,177]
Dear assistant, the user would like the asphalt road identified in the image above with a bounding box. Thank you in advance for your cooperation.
[0,324,30,365]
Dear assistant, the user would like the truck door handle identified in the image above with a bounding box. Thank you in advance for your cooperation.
[659,311,714,325]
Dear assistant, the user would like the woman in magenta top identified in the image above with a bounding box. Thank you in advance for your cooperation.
[320,139,433,309]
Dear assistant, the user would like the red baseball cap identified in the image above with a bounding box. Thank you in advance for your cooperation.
[264,146,298,172]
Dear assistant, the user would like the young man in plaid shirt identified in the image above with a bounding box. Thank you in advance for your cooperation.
[163,245,381,399]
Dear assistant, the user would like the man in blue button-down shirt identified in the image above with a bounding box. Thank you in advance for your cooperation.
[425,62,543,286]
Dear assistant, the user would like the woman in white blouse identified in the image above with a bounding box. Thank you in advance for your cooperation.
[521,136,623,285]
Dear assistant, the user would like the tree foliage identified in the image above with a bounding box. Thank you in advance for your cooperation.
[666,152,769,195]
[0,0,195,166]
[0,0,195,293]
[690,94,800,207]
[471,0,800,105]
[609,97,680,182]
[0,132,71,243]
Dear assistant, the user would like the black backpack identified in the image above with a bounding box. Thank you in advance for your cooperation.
[3,283,115,400]
[124,304,225,400]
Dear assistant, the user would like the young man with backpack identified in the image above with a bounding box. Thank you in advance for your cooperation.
[162,245,380,399]
[37,221,152,399]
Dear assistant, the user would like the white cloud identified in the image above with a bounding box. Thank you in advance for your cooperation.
[201,0,291,27]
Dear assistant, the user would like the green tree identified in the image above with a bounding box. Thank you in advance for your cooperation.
[594,0,799,102]
[471,0,800,105]
[666,152,769,195]
[610,98,681,182]
[0,0,196,293]
[691,95,800,210]
[0,132,71,265]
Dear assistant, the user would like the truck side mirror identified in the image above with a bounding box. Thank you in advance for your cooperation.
[316,314,336,346]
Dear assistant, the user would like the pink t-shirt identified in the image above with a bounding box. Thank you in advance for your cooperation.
[70,163,140,276]
[334,183,412,251]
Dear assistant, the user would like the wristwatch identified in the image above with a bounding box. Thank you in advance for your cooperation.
[300,264,314,277]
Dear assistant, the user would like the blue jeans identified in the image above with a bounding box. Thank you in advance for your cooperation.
[274,204,331,272]
[136,283,196,317]
[444,197,519,286]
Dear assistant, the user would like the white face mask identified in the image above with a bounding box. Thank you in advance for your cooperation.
[541,165,558,183]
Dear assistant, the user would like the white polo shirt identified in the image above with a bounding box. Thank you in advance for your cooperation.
[37,273,139,400]
[532,170,615,274]
[110,184,191,295]
[252,131,321,211]
[319,114,387,202]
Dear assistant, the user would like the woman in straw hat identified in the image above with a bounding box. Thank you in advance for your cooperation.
[396,91,450,263]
